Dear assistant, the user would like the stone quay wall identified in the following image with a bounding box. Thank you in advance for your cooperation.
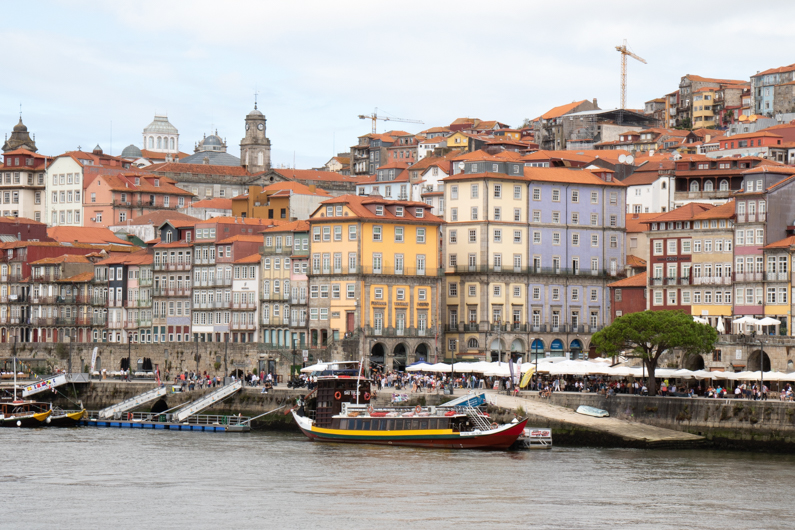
[541,392,795,451]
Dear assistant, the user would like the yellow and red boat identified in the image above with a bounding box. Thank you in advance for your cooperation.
[48,407,87,427]
[292,362,527,450]
[0,399,52,428]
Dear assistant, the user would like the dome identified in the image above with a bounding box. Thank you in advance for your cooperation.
[143,115,178,135]
[203,134,223,147]
[13,118,27,132]
[247,107,264,118]
[121,144,143,158]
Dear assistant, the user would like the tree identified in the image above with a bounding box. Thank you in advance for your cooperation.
[591,310,717,396]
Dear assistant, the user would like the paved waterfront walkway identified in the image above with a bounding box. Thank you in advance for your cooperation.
[467,389,705,447]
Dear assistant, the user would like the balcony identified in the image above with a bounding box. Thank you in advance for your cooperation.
[154,261,191,272]
[693,276,732,286]
[447,265,624,279]
[466,323,479,332]
[139,277,153,287]
[92,316,108,326]
[32,272,61,282]
[8,294,27,304]
[674,190,733,202]
[765,272,789,282]
[54,317,76,326]
[364,326,435,338]
[108,299,123,308]
[77,316,92,326]
[734,272,764,282]
[230,321,256,331]
[91,276,106,284]
[91,296,107,306]
[30,317,54,326]
[232,302,257,310]
[361,266,441,277]
[215,277,232,286]
[124,320,139,329]
[261,292,289,301]
[108,321,123,329]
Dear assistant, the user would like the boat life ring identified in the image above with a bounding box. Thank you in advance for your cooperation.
[415,405,422,414]
[364,392,371,401]
[444,411,456,417]
[334,391,342,400]
[127,413,132,421]
[368,405,374,415]
[490,422,499,430]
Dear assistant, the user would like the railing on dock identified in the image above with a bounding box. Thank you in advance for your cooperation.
[84,410,250,427]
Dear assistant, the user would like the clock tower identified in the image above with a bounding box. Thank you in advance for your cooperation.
[240,102,271,174]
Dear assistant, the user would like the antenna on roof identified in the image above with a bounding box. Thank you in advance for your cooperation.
[254,86,259,110]
[19,102,22,119]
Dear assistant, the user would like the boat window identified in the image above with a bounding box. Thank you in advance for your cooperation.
[354,419,361,430]
[386,419,393,430]
[419,420,429,430]
[378,420,387,430]
[411,419,420,430]
[362,420,371,430]
[429,419,437,430]
[339,419,348,429]
[395,419,403,430]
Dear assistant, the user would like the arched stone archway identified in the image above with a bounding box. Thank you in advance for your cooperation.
[684,354,705,370]
[415,342,431,362]
[570,339,584,360]
[748,350,771,371]
[530,339,545,361]
[510,338,525,352]
[230,369,245,378]
[370,342,386,368]
[393,343,408,371]
[550,339,564,357]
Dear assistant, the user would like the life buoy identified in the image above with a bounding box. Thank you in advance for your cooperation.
[363,392,371,401]
[415,405,422,414]
[127,413,132,421]
[334,391,342,400]
[367,405,374,415]
[490,422,498,430]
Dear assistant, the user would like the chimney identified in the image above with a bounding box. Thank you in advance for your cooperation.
[593,98,598,107]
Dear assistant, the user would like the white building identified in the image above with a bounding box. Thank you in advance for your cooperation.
[232,253,260,342]
[143,115,179,154]
[621,169,675,214]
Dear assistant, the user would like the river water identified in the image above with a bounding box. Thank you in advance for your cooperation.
[3,428,795,529]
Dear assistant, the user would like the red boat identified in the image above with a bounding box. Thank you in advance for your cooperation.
[292,361,527,450]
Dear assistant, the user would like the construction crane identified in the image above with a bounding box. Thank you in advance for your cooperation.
[358,107,423,134]
[615,39,647,110]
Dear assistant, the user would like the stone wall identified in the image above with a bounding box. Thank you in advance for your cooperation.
[542,392,795,451]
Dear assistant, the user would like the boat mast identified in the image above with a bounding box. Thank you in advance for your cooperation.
[355,356,363,405]
[13,356,17,401]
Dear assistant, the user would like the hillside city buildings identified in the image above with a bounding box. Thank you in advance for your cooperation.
[4,61,795,376]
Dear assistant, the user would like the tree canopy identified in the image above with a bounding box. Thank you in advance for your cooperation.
[591,310,717,396]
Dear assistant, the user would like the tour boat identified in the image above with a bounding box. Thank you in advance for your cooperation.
[292,361,527,450]
[0,399,52,427]
[48,407,87,427]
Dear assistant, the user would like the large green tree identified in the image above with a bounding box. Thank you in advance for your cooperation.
[591,310,717,396]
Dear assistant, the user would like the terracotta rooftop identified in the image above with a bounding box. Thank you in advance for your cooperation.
[608,271,647,288]
[315,195,443,224]
[625,213,659,233]
[30,254,92,265]
[48,226,135,246]
[262,220,310,233]
[190,198,233,210]
[234,253,262,264]
[216,235,263,244]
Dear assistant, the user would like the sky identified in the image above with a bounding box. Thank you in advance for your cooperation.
[3,1,795,169]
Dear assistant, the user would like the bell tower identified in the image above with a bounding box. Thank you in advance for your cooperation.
[240,97,271,174]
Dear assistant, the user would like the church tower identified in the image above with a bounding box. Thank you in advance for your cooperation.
[240,102,271,174]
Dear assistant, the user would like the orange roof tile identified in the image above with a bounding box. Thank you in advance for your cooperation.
[216,235,262,244]
[625,213,659,233]
[691,200,735,220]
[56,271,95,283]
[271,168,363,183]
[537,100,588,121]
[48,227,134,246]
[523,167,626,187]
[0,215,46,225]
[97,250,153,265]
[30,254,92,265]
[763,235,795,250]
[644,203,715,224]
[262,181,332,196]
[315,195,443,224]
[234,253,262,264]
[123,211,200,227]
[626,255,647,268]
[262,220,310,233]
[608,271,647,288]
[191,198,233,210]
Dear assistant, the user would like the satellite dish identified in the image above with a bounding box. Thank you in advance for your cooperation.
[626,155,635,165]
[458,162,465,170]
[618,154,627,163]
[649,149,655,157]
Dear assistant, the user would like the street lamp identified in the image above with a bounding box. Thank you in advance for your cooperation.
[759,337,766,400]
[127,334,132,381]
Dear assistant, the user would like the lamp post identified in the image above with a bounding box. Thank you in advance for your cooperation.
[759,337,766,400]
[224,338,228,384]
[194,334,199,376]
[127,334,132,381]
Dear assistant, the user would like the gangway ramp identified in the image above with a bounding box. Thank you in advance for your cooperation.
[97,386,168,419]
[173,380,242,422]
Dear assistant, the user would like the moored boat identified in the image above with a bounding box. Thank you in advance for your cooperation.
[292,361,527,450]
[0,400,52,427]
[48,407,87,427]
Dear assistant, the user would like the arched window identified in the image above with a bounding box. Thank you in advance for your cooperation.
[704,180,714,192]
[719,179,729,191]
[530,339,544,354]
[467,338,478,349]
[157,137,162,149]
[148,137,153,149]
[661,181,666,189]
[169,138,175,151]
[690,180,699,192]
[165,231,172,243]
[550,339,564,351]
[257,151,264,166]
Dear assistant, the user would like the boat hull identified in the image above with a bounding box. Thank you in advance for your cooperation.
[293,412,528,450]
[0,409,52,427]
[48,409,86,427]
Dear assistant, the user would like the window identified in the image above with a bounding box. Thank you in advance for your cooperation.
[513,230,521,244]
[449,230,457,244]
[533,231,541,244]
[552,232,560,245]
[493,207,501,220]
[532,188,541,201]
[493,229,501,243]
[513,186,521,199]
[552,189,560,202]
[571,190,579,203]
[667,240,677,255]
[449,282,458,297]
[682,240,691,254]
[590,191,598,204]
[493,184,501,198]
[468,230,477,243]
[349,225,357,240]
[590,213,598,226]
[416,228,425,243]
[572,233,579,246]
[470,184,478,198]
[471,207,478,220]
[591,234,598,247]
[373,226,382,241]
[451,185,458,199]
[395,227,404,242]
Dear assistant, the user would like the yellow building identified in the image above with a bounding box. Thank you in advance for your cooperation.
[761,235,794,334]
[686,202,736,328]
[307,195,443,370]
[692,88,717,128]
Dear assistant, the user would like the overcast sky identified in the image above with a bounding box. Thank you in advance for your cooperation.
[3,1,795,168]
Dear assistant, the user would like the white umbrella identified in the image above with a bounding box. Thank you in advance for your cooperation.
[406,363,432,372]
[452,362,475,373]
[672,369,696,379]
[300,363,327,373]
[732,316,759,325]
[429,363,452,373]
[757,317,780,326]
[716,318,725,334]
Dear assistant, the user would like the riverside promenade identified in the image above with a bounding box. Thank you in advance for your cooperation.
[466,389,706,448]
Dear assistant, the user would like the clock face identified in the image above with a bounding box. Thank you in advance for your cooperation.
[257,123,264,131]
[246,124,250,131]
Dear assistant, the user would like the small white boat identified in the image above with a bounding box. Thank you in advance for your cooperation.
[576,405,609,418]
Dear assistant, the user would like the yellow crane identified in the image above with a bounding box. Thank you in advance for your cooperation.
[358,107,423,134]
[615,39,647,110]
